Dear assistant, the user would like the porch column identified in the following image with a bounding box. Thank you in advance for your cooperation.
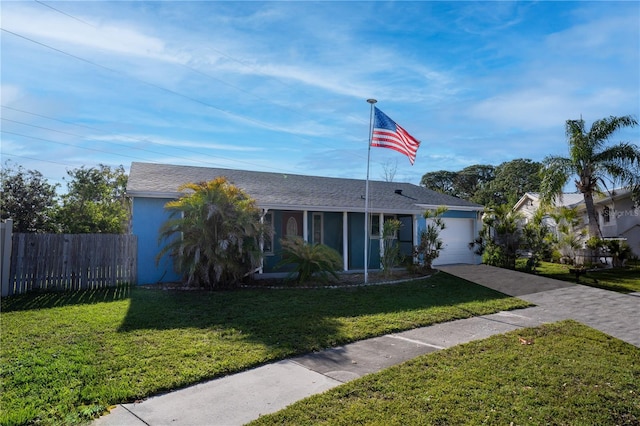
[303,210,309,242]
[342,212,349,271]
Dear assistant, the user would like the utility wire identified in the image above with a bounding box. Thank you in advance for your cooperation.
[31,0,369,128]
[1,116,294,172]
[1,24,369,148]
[34,0,97,28]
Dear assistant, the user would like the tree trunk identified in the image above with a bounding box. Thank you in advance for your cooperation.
[583,191,601,238]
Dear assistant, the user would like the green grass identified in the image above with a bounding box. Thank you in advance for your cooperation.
[250,320,640,426]
[517,259,640,293]
[0,274,530,425]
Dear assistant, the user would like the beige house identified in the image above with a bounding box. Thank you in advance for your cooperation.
[513,190,640,257]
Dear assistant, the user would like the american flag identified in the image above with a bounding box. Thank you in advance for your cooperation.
[371,107,421,165]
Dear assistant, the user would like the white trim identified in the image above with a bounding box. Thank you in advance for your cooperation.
[303,210,309,242]
[342,212,348,271]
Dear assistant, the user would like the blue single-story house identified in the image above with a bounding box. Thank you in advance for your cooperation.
[126,162,483,285]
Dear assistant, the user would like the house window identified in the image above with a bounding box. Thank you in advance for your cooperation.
[263,212,274,254]
[312,213,323,245]
[370,214,397,238]
[370,215,380,238]
[603,206,610,223]
[286,216,298,237]
[384,215,398,239]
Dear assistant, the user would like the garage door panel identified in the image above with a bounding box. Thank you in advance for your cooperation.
[432,218,476,266]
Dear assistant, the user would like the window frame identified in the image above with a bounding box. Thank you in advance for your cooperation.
[312,212,323,245]
[263,212,274,255]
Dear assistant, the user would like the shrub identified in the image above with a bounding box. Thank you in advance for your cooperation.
[413,206,448,270]
[470,205,521,269]
[277,237,343,284]
[604,240,632,267]
[157,178,264,289]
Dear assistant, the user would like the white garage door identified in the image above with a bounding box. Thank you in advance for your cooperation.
[432,218,477,266]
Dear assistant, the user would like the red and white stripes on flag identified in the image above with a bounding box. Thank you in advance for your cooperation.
[371,107,421,165]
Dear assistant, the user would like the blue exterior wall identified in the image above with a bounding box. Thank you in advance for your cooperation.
[132,197,181,285]
[348,213,381,269]
[131,195,479,283]
[263,210,345,273]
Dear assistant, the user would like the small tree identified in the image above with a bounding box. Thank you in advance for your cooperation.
[550,206,586,265]
[521,208,553,272]
[380,218,402,276]
[413,206,448,270]
[56,164,129,234]
[157,178,263,289]
[0,161,59,233]
[277,237,343,284]
[471,205,522,269]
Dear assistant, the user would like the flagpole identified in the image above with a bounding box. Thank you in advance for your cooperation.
[365,98,377,284]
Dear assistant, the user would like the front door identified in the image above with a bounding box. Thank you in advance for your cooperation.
[282,211,303,239]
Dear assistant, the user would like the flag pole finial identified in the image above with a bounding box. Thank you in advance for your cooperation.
[367,98,377,104]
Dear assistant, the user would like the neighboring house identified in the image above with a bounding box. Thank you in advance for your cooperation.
[127,162,484,285]
[513,190,640,257]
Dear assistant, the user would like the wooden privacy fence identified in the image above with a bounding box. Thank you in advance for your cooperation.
[6,233,137,296]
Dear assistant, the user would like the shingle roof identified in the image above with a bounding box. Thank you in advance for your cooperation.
[127,162,483,214]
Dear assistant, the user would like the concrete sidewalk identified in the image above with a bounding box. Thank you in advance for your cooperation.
[94,265,639,426]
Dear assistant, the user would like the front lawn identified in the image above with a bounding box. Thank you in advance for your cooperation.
[250,320,640,425]
[517,260,640,293]
[0,273,530,425]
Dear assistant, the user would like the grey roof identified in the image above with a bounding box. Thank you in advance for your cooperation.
[127,162,483,214]
[526,192,585,208]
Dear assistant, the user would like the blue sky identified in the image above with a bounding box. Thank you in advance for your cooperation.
[1,1,639,190]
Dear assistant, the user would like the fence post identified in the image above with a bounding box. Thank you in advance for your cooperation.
[1,219,13,297]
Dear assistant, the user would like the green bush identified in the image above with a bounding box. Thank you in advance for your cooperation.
[413,206,448,270]
[277,237,343,284]
[604,240,632,267]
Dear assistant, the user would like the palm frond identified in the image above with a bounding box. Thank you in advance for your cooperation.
[588,115,638,146]
[539,155,574,204]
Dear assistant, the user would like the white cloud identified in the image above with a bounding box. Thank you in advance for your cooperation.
[0,85,23,104]
[2,3,184,63]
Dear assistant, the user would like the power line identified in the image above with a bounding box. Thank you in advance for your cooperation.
[1,109,295,173]
[1,152,74,168]
[33,0,97,28]
[30,0,368,129]
[0,28,314,141]
[1,129,150,162]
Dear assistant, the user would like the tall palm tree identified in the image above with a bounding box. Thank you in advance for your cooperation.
[540,115,639,238]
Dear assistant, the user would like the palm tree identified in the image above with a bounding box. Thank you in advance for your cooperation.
[540,115,639,238]
[157,177,264,289]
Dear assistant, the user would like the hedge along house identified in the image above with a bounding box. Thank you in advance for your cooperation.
[126,162,484,285]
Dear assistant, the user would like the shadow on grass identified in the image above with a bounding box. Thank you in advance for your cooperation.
[1,285,131,312]
[117,273,526,354]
